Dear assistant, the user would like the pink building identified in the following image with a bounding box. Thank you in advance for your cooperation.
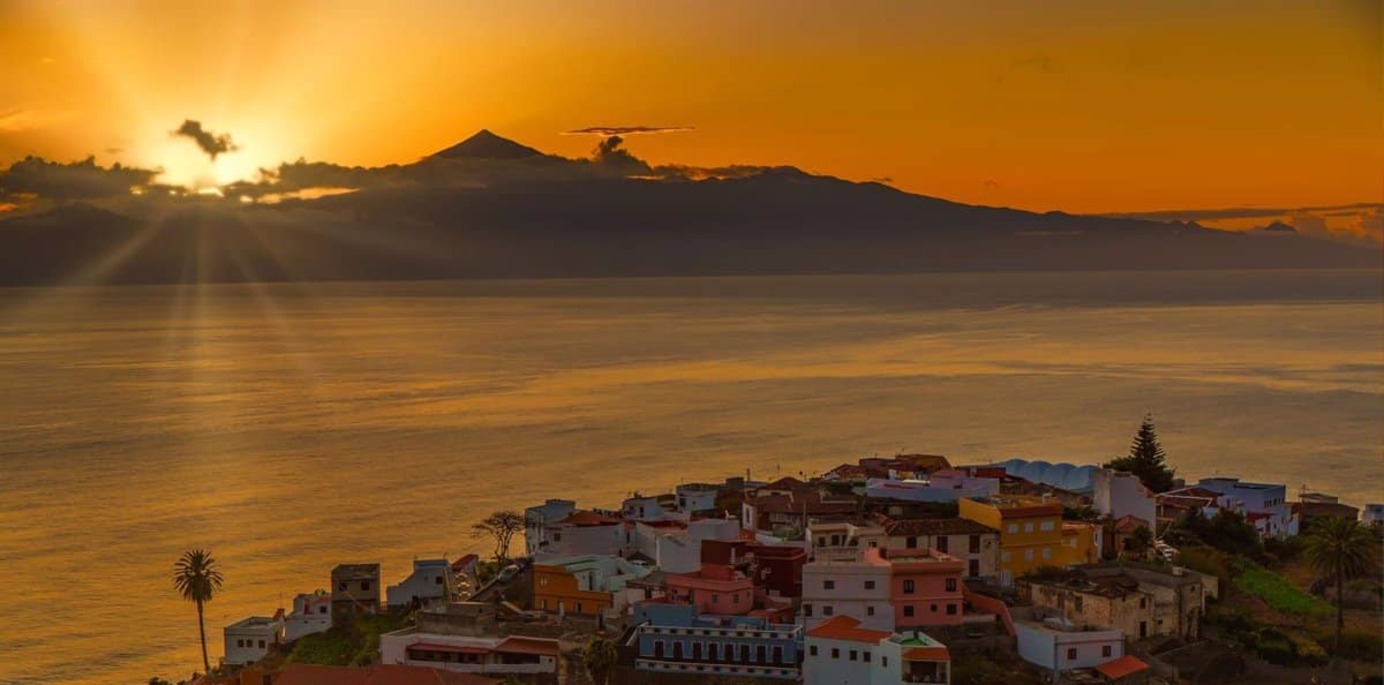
[871,547,965,628]
[663,561,756,616]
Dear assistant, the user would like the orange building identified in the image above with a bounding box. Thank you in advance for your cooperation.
[959,495,1078,585]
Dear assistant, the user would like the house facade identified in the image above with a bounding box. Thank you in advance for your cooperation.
[803,615,951,685]
[330,563,381,624]
[1092,469,1157,529]
[379,628,560,677]
[524,498,577,557]
[1196,477,1299,538]
[531,554,651,615]
[224,612,285,666]
[1013,609,1126,677]
[960,496,1084,585]
[884,548,965,629]
[802,554,893,630]
[284,591,332,642]
[386,558,453,608]
[626,602,803,680]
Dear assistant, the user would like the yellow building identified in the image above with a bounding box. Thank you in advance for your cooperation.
[958,496,1072,585]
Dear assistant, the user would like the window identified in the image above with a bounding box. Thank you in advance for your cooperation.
[258,640,266,648]
[1024,522,1034,533]
[969,535,981,553]
[849,650,858,661]
[576,603,583,613]
[1008,523,1018,534]
[903,606,915,617]
[1024,549,1034,561]
[654,641,664,658]
[1139,598,1146,609]
[945,578,957,592]
[866,606,875,616]
[823,605,834,616]
[930,603,937,612]
[863,651,872,663]
[903,579,915,594]
[803,604,813,617]
[1042,548,1052,560]
[733,593,740,604]
[1102,645,1112,657]
[236,639,244,647]
[360,581,371,591]
[906,536,918,548]
[831,648,840,659]
[809,645,818,657]
[693,643,702,660]
[863,580,876,590]
[969,559,980,577]
[1066,648,1077,660]
[435,576,443,584]
[552,533,562,541]
[1074,596,1083,612]
[712,594,719,604]
[823,579,835,590]
[709,644,719,661]
[319,606,327,614]
[946,604,957,615]
[1041,520,1055,531]
[937,536,949,552]
[741,645,750,662]
[883,657,888,667]
[773,646,783,664]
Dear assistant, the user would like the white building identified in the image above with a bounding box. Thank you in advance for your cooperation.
[1013,609,1125,679]
[1196,477,1299,538]
[535,510,628,560]
[380,628,560,677]
[676,483,721,514]
[1363,504,1384,525]
[386,558,454,608]
[284,591,332,642]
[802,555,893,631]
[804,615,951,685]
[865,470,999,504]
[524,498,577,557]
[633,518,741,573]
[623,494,675,522]
[223,612,285,666]
[1092,469,1157,529]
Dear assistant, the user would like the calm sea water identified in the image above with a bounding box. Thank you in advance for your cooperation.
[1,271,1380,684]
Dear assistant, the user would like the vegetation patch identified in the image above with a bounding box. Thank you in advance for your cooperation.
[1233,566,1332,616]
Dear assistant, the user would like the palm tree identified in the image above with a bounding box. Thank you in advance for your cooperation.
[173,548,225,675]
[1303,517,1378,655]
[582,636,619,685]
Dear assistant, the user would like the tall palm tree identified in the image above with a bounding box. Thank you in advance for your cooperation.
[582,636,619,685]
[173,548,225,675]
[1302,517,1378,655]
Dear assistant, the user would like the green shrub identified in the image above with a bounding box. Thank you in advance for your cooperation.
[1232,566,1333,615]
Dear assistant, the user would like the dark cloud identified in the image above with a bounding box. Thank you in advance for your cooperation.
[565,126,692,136]
[590,135,651,174]
[1099,203,1382,222]
[0,156,158,200]
[172,119,237,160]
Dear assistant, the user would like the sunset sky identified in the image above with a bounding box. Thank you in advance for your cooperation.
[1,0,1379,215]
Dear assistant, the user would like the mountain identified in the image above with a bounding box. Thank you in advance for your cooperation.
[429,129,544,160]
[0,135,1378,286]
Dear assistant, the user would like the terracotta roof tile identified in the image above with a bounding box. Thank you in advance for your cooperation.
[805,615,893,643]
[901,646,950,661]
[1095,655,1149,680]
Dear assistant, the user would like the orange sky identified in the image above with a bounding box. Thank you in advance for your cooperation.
[1,0,1379,213]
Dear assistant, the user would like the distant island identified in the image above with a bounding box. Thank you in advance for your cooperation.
[1,130,1378,286]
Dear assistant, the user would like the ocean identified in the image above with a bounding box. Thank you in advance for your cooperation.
[1,270,1380,684]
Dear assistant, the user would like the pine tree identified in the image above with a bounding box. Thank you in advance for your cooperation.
[1104,414,1176,493]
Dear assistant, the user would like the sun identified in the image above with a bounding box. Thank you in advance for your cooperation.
[134,121,289,191]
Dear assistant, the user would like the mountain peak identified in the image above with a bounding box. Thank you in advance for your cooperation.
[431,129,544,160]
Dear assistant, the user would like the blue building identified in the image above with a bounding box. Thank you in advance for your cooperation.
[624,602,803,680]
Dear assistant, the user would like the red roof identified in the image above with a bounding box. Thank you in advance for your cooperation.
[275,664,498,685]
[1112,515,1147,533]
[902,646,951,662]
[557,510,620,526]
[1095,655,1149,680]
[494,636,561,657]
[806,615,893,644]
[408,643,491,655]
[451,554,479,572]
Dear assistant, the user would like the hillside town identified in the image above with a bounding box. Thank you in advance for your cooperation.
[175,420,1383,685]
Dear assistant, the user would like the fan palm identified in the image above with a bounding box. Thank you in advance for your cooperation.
[1302,517,1377,655]
[173,548,225,674]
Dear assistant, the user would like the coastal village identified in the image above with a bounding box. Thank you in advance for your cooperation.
[176,420,1383,685]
